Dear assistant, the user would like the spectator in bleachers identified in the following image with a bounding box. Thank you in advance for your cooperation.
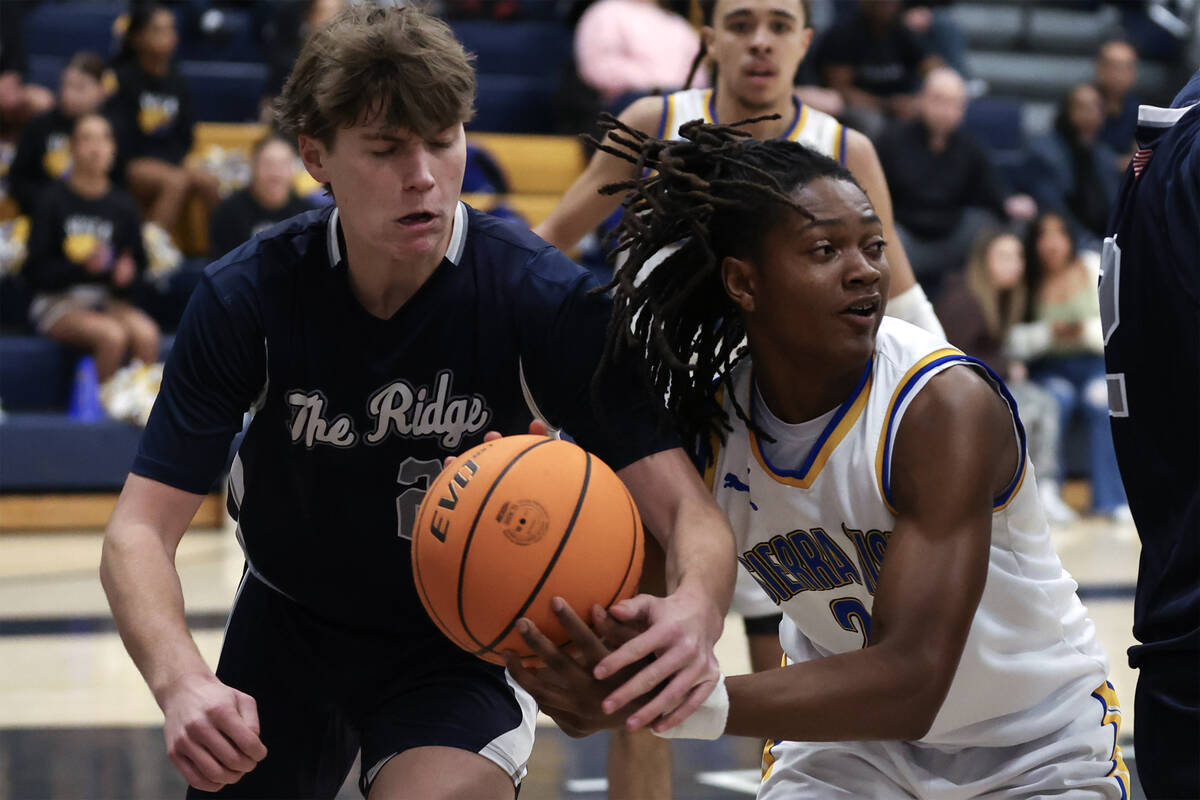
[816,0,939,139]
[1009,211,1128,520]
[105,4,219,275]
[935,228,1076,523]
[208,133,311,260]
[573,0,702,108]
[9,53,115,217]
[1027,83,1120,251]
[23,113,159,384]
[876,66,1034,300]
[1093,39,1140,163]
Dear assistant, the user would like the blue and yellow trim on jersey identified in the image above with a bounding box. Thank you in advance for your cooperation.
[750,358,873,489]
[833,121,848,164]
[874,350,1029,515]
[658,93,673,139]
[1090,681,1131,799]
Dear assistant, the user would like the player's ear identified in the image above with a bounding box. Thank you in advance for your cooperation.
[722,255,757,312]
[798,26,814,53]
[297,134,330,185]
[701,24,716,54]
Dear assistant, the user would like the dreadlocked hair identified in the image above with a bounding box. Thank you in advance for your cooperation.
[590,113,860,452]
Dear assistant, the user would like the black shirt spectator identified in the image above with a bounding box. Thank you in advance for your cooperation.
[209,188,312,261]
[10,110,128,215]
[876,67,1032,298]
[208,134,312,260]
[818,9,928,99]
[9,107,76,214]
[105,61,195,166]
[25,178,146,295]
[876,117,1007,239]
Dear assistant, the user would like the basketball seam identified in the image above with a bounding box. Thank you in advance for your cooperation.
[456,438,558,649]
[475,450,593,657]
[603,483,641,611]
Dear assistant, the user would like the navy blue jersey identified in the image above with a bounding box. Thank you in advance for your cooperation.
[134,202,676,633]
[1100,71,1200,664]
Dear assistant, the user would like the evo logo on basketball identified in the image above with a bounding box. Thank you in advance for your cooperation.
[286,370,492,450]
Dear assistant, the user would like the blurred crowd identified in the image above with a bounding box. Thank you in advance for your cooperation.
[0,0,1194,517]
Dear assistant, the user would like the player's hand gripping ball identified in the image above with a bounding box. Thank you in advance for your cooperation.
[412,435,644,666]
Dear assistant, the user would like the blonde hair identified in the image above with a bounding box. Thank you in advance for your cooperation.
[274,4,475,146]
[964,229,1027,339]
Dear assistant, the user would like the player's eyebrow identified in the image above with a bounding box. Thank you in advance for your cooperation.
[798,213,882,232]
[360,130,410,142]
[723,7,797,23]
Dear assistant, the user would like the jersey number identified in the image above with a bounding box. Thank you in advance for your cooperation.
[394,457,443,540]
[1099,236,1129,418]
[829,597,872,649]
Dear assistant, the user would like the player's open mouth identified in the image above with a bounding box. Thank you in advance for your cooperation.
[841,296,881,318]
[745,64,777,80]
[398,212,436,225]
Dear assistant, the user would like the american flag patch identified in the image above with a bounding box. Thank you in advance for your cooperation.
[1132,147,1153,177]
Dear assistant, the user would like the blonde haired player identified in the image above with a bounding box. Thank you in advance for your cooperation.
[510,124,1129,799]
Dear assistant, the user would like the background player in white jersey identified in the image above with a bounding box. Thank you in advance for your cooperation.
[98,7,737,798]
[536,0,943,340]
[507,121,1129,799]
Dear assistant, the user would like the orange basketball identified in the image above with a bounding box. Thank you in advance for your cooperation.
[412,434,644,666]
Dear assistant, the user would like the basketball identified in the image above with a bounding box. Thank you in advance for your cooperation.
[412,434,644,666]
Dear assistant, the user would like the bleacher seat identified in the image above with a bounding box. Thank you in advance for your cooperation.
[450,20,571,76]
[176,9,264,64]
[964,96,1025,151]
[22,2,122,61]
[470,74,560,134]
[0,335,174,413]
[180,61,268,123]
[0,413,145,491]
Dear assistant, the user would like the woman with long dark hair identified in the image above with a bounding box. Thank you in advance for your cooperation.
[1028,83,1121,248]
[1010,211,1129,519]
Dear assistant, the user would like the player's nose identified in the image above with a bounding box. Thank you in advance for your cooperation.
[402,151,437,193]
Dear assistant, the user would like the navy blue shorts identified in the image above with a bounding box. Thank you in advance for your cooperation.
[186,572,536,799]
[1133,653,1200,799]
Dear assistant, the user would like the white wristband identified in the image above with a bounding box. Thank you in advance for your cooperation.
[651,673,729,740]
[885,283,946,339]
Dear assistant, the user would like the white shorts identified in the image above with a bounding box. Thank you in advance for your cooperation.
[758,681,1130,800]
[732,564,783,621]
[29,285,116,333]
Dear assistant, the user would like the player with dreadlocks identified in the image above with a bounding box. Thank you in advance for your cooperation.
[544,13,945,790]
[507,119,1129,799]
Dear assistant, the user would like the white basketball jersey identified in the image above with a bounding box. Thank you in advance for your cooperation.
[659,88,845,161]
[707,318,1109,747]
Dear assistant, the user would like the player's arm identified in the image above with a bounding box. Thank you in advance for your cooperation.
[723,367,1010,740]
[514,367,1011,740]
[533,95,663,251]
[845,128,943,336]
[101,477,266,790]
[597,447,737,730]
[99,276,267,790]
